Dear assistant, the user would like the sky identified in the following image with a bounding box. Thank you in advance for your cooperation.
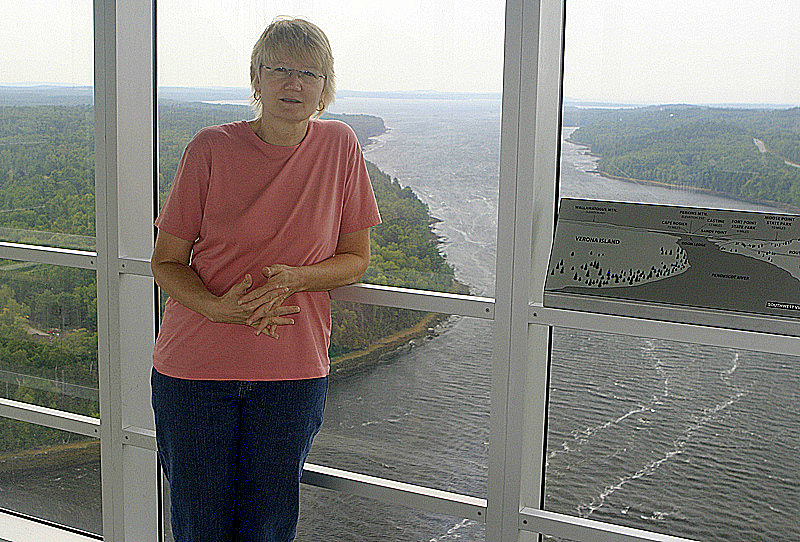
[1,0,798,105]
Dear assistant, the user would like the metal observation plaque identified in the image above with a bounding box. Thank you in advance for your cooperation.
[544,198,800,334]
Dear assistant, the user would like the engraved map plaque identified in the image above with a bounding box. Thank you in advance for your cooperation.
[545,199,800,333]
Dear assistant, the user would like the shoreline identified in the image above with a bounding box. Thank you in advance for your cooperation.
[0,439,99,476]
[329,311,448,376]
[565,135,800,214]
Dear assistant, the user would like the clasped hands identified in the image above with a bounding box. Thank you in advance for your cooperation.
[213,264,304,339]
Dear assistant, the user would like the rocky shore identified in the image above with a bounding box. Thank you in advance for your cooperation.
[329,311,449,377]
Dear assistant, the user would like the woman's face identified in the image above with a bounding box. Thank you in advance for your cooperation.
[256,55,326,126]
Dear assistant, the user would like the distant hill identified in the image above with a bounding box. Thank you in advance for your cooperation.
[2,85,501,107]
[0,86,94,106]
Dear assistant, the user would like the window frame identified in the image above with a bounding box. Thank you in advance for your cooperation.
[0,0,798,541]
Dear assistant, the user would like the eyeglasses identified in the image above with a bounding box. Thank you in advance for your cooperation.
[259,65,326,84]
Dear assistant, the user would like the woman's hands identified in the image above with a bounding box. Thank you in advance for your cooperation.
[152,228,371,340]
[207,272,300,339]
[201,273,298,338]
[151,231,302,339]
[238,265,307,337]
[235,229,372,336]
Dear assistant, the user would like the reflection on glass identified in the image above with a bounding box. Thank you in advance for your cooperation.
[0,261,98,417]
[546,329,800,541]
[0,1,95,250]
[0,419,101,535]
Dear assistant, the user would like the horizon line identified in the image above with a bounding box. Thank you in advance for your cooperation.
[1,84,798,108]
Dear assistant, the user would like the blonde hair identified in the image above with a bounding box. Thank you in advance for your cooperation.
[250,17,336,118]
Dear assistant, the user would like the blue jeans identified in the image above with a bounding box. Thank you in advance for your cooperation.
[151,367,327,542]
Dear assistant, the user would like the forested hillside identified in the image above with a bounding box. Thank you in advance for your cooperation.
[0,105,95,245]
[563,105,800,207]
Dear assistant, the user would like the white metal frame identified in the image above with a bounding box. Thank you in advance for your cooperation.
[0,511,101,542]
[0,0,794,541]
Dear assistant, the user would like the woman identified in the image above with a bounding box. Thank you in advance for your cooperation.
[150,17,381,542]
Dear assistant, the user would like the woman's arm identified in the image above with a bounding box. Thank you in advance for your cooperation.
[238,227,371,334]
[151,230,300,335]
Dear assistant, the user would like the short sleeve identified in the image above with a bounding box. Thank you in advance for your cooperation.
[154,134,211,243]
[340,133,382,234]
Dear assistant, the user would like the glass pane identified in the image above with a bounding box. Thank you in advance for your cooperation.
[554,5,800,540]
[157,307,490,539]
[155,2,497,533]
[545,329,800,542]
[0,1,95,250]
[314,304,490,498]
[0,262,98,417]
[0,419,101,535]
[561,1,799,211]
[156,1,503,297]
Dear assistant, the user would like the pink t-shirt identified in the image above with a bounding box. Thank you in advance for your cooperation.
[153,119,381,380]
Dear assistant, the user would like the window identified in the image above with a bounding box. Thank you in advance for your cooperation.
[0,2,100,537]
[544,2,800,540]
[156,0,504,296]
[1,1,797,541]
[0,263,97,416]
[0,420,101,536]
[546,330,800,541]
[0,1,95,250]
[315,304,491,497]
[156,3,501,540]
